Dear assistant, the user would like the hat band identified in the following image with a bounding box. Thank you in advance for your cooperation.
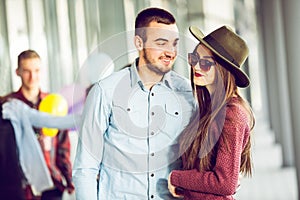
[204,35,240,67]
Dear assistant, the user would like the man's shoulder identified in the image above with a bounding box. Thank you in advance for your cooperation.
[3,91,17,98]
[169,71,192,92]
[2,91,20,102]
[99,66,130,84]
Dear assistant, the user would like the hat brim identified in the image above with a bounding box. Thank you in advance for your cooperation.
[189,26,250,88]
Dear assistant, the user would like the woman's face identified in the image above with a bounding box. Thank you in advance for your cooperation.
[189,44,216,92]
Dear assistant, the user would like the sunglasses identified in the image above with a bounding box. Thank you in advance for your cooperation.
[188,52,216,72]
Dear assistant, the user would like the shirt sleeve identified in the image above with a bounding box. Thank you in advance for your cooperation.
[72,83,110,199]
[170,104,250,196]
[29,111,81,130]
[2,98,81,130]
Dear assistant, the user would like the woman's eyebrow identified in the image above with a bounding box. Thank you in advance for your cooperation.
[203,55,214,59]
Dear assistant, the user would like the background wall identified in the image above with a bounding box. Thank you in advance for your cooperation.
[0,0,299,199]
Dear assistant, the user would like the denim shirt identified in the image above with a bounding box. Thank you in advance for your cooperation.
[73,60,196,200]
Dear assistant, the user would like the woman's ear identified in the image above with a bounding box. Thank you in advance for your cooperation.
[134,35,144,51]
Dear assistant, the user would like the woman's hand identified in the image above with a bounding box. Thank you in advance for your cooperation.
[168,172,183,198]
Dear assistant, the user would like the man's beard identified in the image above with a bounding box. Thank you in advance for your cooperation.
[142,48,172,76]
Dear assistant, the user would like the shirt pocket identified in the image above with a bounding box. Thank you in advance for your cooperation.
[158,103,182,139]
[111,100,147,138]
[165,103,181,118]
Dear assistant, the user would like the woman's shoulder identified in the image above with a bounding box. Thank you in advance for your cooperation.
[225,97,249,123]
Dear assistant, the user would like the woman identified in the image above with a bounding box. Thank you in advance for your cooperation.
[168,25,255,199]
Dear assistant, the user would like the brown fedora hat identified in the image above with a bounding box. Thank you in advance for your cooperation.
[189,25,250,88]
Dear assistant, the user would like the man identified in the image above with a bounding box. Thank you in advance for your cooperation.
[73,7,196,199]
[0,98,24,200]
[5,50,74,200]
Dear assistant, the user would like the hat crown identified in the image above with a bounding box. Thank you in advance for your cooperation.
[189,25,250,87]
[205,26,249,68]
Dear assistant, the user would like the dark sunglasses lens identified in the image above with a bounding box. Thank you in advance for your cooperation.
[188,53,215,72]
[199,60,212,71]
[188,53,199,66]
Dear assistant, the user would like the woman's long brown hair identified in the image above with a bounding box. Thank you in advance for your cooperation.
[179,54,255,176]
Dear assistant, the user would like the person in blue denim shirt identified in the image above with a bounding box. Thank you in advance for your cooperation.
[0,98,24,200]
[72,7,197,199]
[1,98,80,200]
[0,97,81,199]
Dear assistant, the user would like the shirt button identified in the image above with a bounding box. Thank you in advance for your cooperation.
[151,112,155,116]
[175,111,179,115]
[151,195,154,198]
[151,153,154,156]
[127,108,131,111]
[150,131,154,135]
[151,173,154,177]
[151,93,154,96]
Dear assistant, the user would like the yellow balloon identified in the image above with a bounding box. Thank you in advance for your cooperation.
[41,128,59,137]
[38,93,68,137]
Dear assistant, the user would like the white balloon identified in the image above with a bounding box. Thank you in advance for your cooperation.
[78,52,114,87]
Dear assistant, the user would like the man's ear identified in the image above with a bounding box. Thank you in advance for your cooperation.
[16,68,21,77]
[134,35,144,51]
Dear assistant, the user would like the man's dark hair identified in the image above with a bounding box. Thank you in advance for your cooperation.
[17,50,40,69]
[135,7,176,41]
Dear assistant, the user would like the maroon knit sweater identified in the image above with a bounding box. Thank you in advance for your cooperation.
[170,98,251,200]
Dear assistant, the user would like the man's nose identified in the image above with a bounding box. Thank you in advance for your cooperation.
[164,46,176,57]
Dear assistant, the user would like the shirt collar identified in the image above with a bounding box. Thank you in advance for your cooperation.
[130,58,174,90]
[15,87,47,107]
[130,58,142,88]
[161,70,173,89]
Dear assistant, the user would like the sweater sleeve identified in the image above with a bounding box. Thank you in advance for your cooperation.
[171,104,250,196]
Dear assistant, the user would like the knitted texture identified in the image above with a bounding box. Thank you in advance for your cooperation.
[171,98,250,200]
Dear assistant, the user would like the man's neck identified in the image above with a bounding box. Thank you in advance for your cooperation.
[137,64,164,90]
[21,87,40,104]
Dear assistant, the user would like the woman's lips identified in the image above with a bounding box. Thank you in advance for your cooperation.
[194,72,203,77]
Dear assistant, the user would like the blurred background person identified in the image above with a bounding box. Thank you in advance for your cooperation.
[4,50,74,200]
[0,97,24,200]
